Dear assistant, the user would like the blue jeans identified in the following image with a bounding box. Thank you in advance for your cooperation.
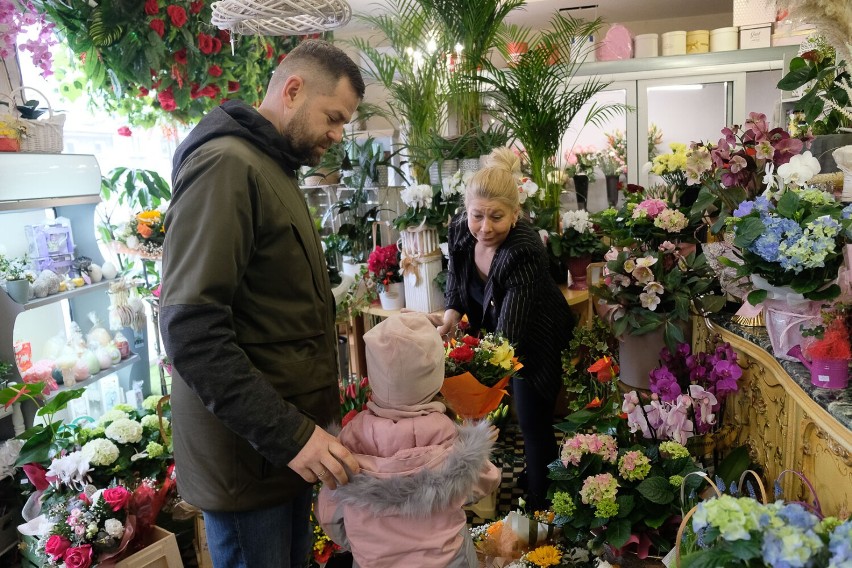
[203,489,313,568]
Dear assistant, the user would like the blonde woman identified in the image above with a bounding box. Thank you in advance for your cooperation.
[436,147,575,510]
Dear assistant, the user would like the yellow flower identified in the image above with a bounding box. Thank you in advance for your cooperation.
[489,342,514,370]
[525,545,562,567]
[137,210,162,224]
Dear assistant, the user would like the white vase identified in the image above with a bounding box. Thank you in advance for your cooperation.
[379,282,405,310]
[341,259,367,277]
[458,158,481,176]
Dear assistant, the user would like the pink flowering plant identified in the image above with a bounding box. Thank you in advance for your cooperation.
[564,145,597,181]
[687,112,812,231]
[591,244,724,351]
[0,0,58,77]
[547,432,703,557]
[622,336,743,446]
[366,244,402,293]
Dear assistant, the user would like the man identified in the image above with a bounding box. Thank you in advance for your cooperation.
[159,40,365,567]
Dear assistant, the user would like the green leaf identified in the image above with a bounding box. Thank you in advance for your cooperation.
[775,189,800,218]
[777,62,814,90]
[636,476,675,505]
[732,217,764,248]
[38,389,86,416]
[715,445,751,487]
[747,289,767,306]
[605,518,633,549]
[616,494,634,518]
[14,423,60,466]
[682,549,737,568]
[729,537,762,560]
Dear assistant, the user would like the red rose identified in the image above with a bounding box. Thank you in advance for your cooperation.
[149,19,165,38]
[44,535,71,560]
[211,37,222,54]
[102,486,132,511]
[265,43,274,59]
[208,64,222,77]
[277,53,287,64]
[462,335,480,347]
[138,86,149,96]
[22,463,49,490]
[157,86,176,111]
[166,5,187,28]
[217,29,230,43]
[144,0,159,15]
[190,0,203,14]
[457,319,470,331]
[198,32,214,54]
[190,83,217,99]
[173,48,187,64]
[227,80,240,92]
[449,344,475,363]
[117,126,132,137]
[63,544,93,568]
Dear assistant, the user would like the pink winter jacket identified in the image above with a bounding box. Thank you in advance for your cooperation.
[316,410,501,568]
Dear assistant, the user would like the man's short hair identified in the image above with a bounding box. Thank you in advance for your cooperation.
[268,39,365,99]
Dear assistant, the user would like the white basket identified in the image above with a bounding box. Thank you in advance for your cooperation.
[399,225,440,257]
[10,86,65,154]
[402,253,444,313]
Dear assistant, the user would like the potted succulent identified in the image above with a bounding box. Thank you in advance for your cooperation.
[1,255,32,304]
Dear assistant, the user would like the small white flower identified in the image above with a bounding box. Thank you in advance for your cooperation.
[106,418,144,444]
[643,281,664,294]
[640,291,661,310]
[561,210,593,234]
[635,256,658,268]
[400,184,433,209]
[105,518,125,539]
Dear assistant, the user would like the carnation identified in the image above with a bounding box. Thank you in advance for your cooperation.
[82,438,120,466]
[105,418,144,444]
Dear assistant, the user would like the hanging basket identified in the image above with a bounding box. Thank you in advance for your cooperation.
[8,86,64,154]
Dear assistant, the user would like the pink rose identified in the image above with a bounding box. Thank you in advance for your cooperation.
[102,486,132,512]
[44,535,71,560]
[117,126,132,137]
[63,544,93,568]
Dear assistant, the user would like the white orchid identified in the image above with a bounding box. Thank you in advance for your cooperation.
[777,151,821,186]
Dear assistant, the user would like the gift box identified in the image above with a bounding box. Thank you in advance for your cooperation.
[25,221,75,258]
[733,0,776,27]
[740,24,772,49]
[32,253,74,275]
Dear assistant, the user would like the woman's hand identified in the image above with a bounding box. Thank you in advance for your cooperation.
[437,309,462,338]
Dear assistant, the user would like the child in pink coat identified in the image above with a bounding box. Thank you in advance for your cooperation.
[317,312,501,567]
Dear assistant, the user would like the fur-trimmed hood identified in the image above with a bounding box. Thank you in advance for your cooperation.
[330,415,495,517]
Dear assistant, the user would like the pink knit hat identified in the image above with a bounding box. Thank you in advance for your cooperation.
[364,313,445,408]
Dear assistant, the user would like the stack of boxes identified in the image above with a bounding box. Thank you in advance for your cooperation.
[734,0,775,49]
[25,219,75,275]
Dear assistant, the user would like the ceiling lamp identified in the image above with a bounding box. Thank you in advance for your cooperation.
[211,0,352,36]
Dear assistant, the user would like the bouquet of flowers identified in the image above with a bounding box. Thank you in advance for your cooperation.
[604,125,663,175]
[111,210,166,260]
[650,142,688,189]
[560,320,620,414]
[440,332,522,419]
[725,168,852,306]
[596,149,623,177]
[686,112,811,228]
[548,435,703,557]
[366,244,402,294]
[592,244,724,350]
[564,146,597,181]
[593,185,705,250]
[547,210,606,260]
[678,494,851,567]
[622,336,742,446]
[339,375,370,427]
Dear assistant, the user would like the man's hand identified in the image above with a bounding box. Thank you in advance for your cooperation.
[288,425,360,490]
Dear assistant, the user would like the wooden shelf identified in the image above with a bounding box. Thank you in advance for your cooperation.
[46,353,140,399]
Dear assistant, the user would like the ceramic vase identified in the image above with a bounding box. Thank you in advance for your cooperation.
[5,278,29,304]
[618,323,691,390]
[565,255,593,290]
[605,174,620,207]
[378,282,405,311]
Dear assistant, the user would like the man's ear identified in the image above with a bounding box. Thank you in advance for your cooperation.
[280,75,305,108]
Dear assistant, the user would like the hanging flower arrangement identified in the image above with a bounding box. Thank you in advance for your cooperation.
[31,0,328,125]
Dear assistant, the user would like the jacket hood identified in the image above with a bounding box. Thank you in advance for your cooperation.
[171,100,301,193]
[330,418,495,517]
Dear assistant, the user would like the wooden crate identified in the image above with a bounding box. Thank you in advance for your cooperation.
[194,514,213,568]
[116,525,182,568]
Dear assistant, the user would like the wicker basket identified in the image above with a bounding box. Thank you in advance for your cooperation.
[10,86,65,153]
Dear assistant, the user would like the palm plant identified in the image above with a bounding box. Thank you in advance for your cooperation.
[481,14,629,232]
[349,0,448,184]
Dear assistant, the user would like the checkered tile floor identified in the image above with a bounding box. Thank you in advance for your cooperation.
[466,423,527,526]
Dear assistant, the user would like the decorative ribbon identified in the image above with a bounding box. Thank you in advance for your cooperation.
[400,250,442,286]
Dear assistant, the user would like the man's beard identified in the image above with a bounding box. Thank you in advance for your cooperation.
[282,105,326,167]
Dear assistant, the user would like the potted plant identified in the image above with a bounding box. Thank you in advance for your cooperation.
[1,255,32,304]
[563,145,597,210]
[548,209,606,290]
[323,186,385,269]
[596,148,623,207]
[367,244,404,310]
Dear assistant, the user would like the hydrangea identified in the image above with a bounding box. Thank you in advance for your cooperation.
[653,208,688,233]
[551,492,575,518]
[560,433,618,466]
[828,520,852,568]
[762,520,824,567]
[579,473,619,506]
[141,414,167,431]
[658,441,690,459]
[98,409,130,426]
[142,395,163,412]
[691,495,766,541]
[146,441,165,458]
[82,439,120,466]
[112,404,135,413]
[618,451,651,481]
[105,418,144,444]
[669,475,684,488]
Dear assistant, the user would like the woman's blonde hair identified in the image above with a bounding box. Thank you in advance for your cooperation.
[464,147,521,211]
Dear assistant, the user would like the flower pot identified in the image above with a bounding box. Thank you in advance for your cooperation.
[458,158,480,176]
[341,259,367,277]
[428,159,458,185]
[809,133,852,174]
[618,323,691,390]
[763,297,822,361]
[565,255,593,290]
[807,359,850,389]
[379,281,405,311]
[377,164,389,187]
[605,174,620,207]
[5,278,30,304]
[507,42,528,65]
[572,174,589,210]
